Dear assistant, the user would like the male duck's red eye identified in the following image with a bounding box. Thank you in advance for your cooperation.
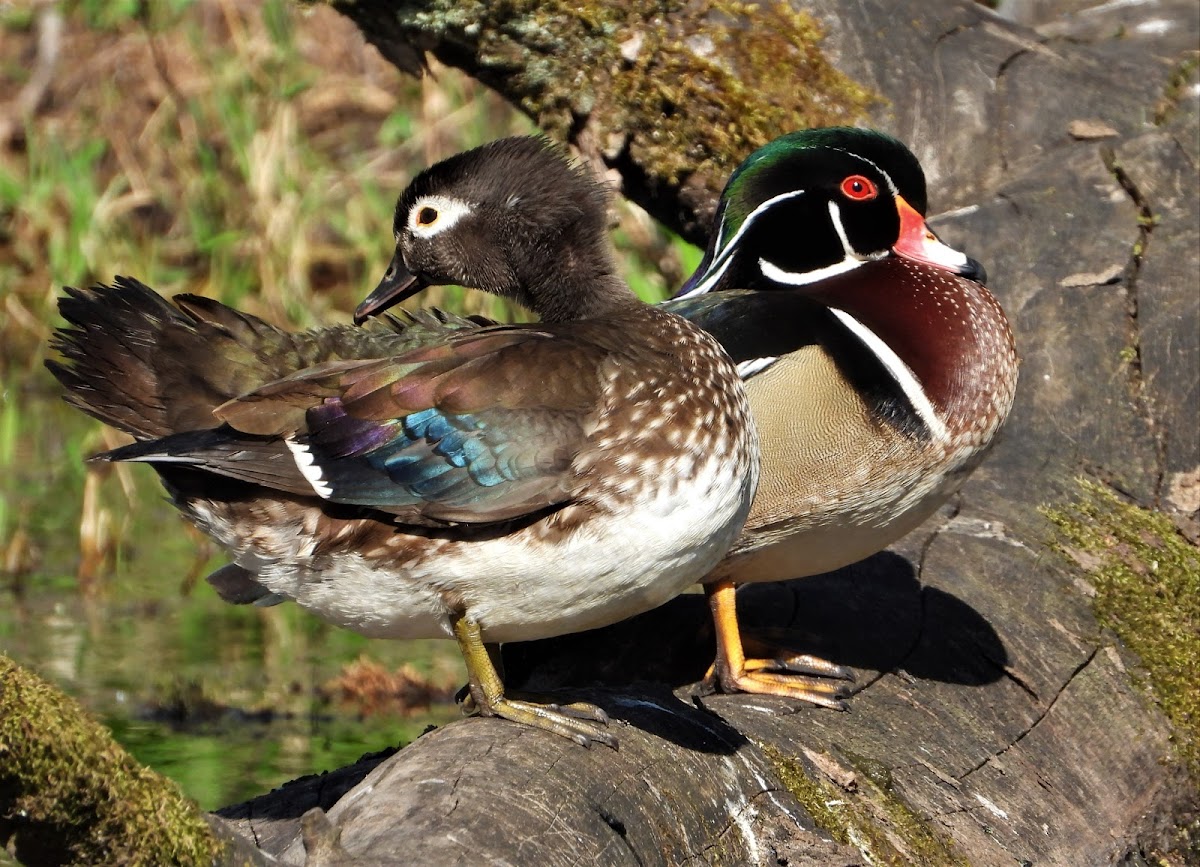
[840,175,878,201]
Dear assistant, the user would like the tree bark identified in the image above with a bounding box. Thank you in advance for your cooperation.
[213,1,1199,864]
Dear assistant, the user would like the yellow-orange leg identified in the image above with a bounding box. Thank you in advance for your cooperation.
[452,613,618,748]
[703,580,854,710]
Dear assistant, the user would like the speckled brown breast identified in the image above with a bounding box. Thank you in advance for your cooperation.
[575,305,758,517]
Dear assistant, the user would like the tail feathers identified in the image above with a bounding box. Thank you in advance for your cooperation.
[47,276,490,442]
[97,427,317,496]
[48,276,289,439]
[49,278,181,438]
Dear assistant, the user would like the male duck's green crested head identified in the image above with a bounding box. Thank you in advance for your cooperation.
[677,127,985,299]
[356,136,628,325]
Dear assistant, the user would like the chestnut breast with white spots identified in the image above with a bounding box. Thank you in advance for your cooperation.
[709,258,1017,584]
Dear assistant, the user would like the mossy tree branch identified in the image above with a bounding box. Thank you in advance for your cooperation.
[329,0,877,244]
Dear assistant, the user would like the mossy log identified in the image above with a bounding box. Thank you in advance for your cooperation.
[0,654,270,867]
[212,1,1200,864]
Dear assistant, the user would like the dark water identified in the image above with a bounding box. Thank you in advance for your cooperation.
[1,384,461,811]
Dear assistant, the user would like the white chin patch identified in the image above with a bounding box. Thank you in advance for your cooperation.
[407,195,473,238]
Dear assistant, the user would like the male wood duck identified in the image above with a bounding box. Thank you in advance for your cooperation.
[47,136,759,747]
[662,127,1019,707]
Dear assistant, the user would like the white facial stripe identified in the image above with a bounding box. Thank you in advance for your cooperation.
[828,200,891,262]
[407,195,473,238]
[680,253,736,299]
[828,201,855,257]
[824,146,898,197]
[285,436,334,498]
[757,200,884,285]
[758,256,864,286]
[828,309,950,444]
[676,188,809,299]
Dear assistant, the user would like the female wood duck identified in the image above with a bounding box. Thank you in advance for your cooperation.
[664,127,1018,707]
[48,137,759,748]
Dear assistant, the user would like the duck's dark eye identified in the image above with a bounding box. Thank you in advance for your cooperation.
[840,175,878,201]
[416,206,439,226]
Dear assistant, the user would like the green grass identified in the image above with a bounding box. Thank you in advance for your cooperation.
[1,0,512,360]
[0,380,18,548]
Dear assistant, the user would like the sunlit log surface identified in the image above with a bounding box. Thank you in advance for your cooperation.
[211,1,1200,864]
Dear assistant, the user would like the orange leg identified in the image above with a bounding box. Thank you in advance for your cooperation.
[703,579,854,710]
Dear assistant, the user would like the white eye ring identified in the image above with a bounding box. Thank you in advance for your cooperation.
[407,195,472,237]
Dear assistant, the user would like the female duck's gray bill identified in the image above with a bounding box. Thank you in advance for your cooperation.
[354,252,429,324]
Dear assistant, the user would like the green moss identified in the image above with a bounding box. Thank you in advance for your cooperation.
[335,0,878,211]
[760,744,967,866]
[1166,815,1200,865]
[1153,54,1200,125]
[1044,480,1200,777]
[608,2,877,185]
[0,655,223,866]
[761,744,851,842]
[839,746,894,793]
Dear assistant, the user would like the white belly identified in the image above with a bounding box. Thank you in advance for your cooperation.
[189,449,756,644]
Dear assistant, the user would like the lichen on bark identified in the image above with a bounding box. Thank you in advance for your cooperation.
[1044,481,1200,778]
[330,0,878,237]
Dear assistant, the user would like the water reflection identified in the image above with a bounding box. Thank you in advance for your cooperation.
[1,387,462,811]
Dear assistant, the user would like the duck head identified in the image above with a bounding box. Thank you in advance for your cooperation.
[356,136,629,325]
[677,127,986,299]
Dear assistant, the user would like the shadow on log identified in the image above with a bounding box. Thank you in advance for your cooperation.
[210,0,1200,863]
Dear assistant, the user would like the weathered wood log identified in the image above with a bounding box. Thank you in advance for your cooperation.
[214,1,1199,863]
